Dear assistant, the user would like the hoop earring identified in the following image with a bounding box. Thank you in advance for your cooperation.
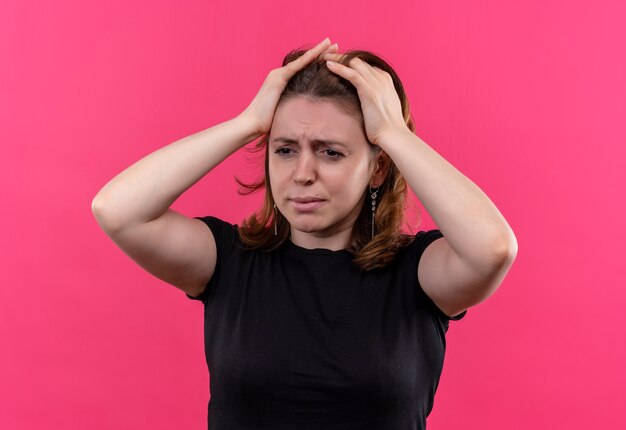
[369,185,379,240]
[273,203,278,236]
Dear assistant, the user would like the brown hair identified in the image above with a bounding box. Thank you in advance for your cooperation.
[235,47,420,270]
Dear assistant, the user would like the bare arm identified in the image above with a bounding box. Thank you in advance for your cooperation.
[92,36,338,226]
[90,114,260,297]
[91,114,260,229]
[90,38,338,296]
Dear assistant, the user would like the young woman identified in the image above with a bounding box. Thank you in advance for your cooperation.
[92,37,517,429]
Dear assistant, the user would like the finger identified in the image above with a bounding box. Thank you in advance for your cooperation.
[285,38,332,73]
[301,38,332,62]
[324,58,363,85]
[317,43,339,61]
[322,52,347,64]
[371,66,392,82]
[349,57,378,80]
[324,53,378,80]
[324,56,377,91]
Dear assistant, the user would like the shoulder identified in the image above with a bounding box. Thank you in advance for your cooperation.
[411,229,469,320]
[194,215,240,241]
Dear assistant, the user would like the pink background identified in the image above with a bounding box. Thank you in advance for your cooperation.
[2,0,625,428]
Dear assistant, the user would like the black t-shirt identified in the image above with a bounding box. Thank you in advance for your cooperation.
[186,215,466,429]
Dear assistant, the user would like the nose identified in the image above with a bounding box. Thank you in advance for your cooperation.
[293,149,317,185]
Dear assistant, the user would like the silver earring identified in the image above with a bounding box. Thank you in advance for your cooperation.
[273,203,278,236]
[370,185,379,240]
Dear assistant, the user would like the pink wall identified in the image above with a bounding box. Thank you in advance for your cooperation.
[2,0,624,428]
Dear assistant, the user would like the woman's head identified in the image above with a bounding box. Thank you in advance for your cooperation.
[237,48,417,270]
[268,95,387,247]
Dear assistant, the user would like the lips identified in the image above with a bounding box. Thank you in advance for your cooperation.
[291,197,325,203]
[289,197,326,212]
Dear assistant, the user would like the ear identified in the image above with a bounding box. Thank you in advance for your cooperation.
[370,151,391,188]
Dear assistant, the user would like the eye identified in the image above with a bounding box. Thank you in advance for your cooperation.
[323,148,344,158]
[274,147,293,156]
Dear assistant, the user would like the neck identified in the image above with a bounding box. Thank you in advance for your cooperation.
[289,226,353,251]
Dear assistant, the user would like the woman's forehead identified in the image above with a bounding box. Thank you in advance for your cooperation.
[272,96,365,143]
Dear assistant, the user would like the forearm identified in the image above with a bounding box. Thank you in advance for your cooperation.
[379,128,518,268]
[92,114,260,230]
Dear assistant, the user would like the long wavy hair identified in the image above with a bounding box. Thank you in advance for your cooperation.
[235,46,421,270]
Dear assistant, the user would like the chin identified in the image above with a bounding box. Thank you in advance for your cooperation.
[289,221,323,233]
[286,217,329,233]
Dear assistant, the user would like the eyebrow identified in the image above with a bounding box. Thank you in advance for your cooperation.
[270,137,349,149]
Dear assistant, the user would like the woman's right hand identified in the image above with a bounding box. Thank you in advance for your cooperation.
[239,37,339,139]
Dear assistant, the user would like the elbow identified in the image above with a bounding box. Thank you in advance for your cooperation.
[491,234,518,268]
[91,194,111,222]
[91,195,103,216]
[91,195,123,233]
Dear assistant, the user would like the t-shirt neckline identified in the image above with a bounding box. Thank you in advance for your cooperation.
[283,238,353,258]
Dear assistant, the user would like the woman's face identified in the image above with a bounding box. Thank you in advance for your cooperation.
[268,96,381,241]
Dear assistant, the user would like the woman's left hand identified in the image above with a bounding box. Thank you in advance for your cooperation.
[323,52,410,146]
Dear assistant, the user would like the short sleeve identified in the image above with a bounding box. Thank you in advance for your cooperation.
[185,215,238,303]
[414,229,468,322]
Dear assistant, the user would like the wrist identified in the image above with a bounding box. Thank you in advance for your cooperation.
[233,112,264,143]
[377,125,414,149]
